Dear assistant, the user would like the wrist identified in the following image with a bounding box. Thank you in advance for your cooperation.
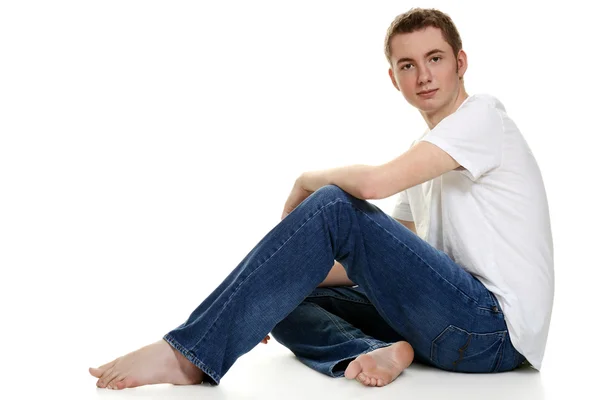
[300,170,328,192]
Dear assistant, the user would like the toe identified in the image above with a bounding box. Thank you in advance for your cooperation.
[98,359,118,372]
[104,370,121,390]
[117,376,139,389]
[344,360,361,379]
[108,375,124,390]
[115,378,127,390]
[106,379,116,390]
[100,359,118,369]
[357,372,367,384]
[97,367,117,388]
[90,359,118,379]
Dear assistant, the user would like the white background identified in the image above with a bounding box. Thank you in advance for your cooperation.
[0,1,597,398]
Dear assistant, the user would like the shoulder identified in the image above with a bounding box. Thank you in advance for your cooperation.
[460,93,507,113]
[443,93,505,129]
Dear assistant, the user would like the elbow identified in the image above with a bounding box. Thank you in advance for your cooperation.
[361,185,379,200]
[362,169,400,200]
[361,170,381,200]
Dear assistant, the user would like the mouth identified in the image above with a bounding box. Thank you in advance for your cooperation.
[417,89,438,96]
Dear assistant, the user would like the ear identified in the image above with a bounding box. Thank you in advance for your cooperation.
[456,49,468,79]
[388,68,401,91]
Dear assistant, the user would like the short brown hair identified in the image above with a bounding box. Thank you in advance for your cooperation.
[384,8,463,67]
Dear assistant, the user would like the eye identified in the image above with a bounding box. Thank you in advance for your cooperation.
[400,56,441,71]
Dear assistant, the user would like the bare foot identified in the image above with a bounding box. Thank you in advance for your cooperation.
[89,339,204,390]
[344,341,414,387]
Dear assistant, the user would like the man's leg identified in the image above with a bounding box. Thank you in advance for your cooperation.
[271,286,432,378]
[92,184,362,389]
[90,185,521,389]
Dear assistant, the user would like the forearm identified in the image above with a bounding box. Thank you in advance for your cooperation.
[301,164,374,200]
[318,260,355,287]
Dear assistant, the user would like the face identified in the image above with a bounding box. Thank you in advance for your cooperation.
[388,26,467,117]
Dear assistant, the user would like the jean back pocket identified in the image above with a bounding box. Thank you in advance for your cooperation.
[430,325,507,373]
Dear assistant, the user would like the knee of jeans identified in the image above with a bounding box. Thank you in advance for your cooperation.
[314,184,349,202]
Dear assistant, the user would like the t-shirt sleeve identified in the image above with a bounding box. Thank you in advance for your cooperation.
[391,190,413,222]
[420,99,504,181]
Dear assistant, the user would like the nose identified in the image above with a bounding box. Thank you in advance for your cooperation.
[418,66,432,86]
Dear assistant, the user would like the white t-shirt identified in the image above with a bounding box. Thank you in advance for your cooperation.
[392,93,554,371]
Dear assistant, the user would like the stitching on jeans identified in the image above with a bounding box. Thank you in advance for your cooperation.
[307,302,355,342]
[307,302,357,343]
[163,334,221,384]
[190,198,345,351]
[492,332,506,372]
[350,204,479,304]
[308,290,371,305]
[308,302,377,349]
[512,344,523,368]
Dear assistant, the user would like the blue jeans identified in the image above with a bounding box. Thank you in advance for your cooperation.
[164,185,526,385]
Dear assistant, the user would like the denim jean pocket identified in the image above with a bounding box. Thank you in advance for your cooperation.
[430,325,507,373]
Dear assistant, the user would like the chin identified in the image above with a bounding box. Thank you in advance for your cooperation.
[417,93,449,111]
[405,94,441,112]
[415,99,439,112]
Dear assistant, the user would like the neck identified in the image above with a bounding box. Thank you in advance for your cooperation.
[421,84,469,130]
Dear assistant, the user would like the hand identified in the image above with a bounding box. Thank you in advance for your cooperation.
[281,176,314,220]
[261,334,271,344]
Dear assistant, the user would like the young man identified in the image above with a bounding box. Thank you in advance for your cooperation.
[89,8,554,389]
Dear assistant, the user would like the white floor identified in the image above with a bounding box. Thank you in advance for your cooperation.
[81,347,544,400]
[3,244,597,400]
[4,327,590,400]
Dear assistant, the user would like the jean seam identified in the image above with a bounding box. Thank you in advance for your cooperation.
[512,344,524,369]
[190,198,347,352]
[308,302,378,349]
[492,332,506,372]
[481,291,504,314]
[307,290,371,305]
[163,334,221,384]
[351,204,479,304]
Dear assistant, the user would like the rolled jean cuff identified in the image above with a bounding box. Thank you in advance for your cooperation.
[163,333,220,385]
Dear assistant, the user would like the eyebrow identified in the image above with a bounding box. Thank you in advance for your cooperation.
[396,49,445,65]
